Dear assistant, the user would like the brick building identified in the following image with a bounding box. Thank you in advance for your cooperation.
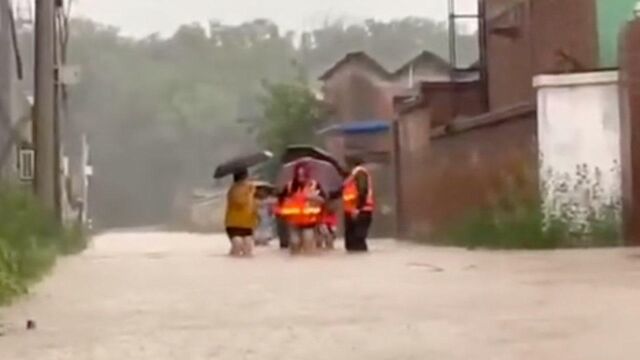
[393,0,609,238]
[319,52,395,125]
[318,50,463,236]
[485,0,600,109]
[319,0,624,239]
[319,50,460,127]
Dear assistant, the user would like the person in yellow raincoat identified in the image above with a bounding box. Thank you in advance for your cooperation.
[224,169,258,257]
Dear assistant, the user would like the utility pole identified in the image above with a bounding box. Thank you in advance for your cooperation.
[53,2,62,219]
[33,0,57,213]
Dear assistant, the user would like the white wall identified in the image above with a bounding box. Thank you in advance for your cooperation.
[534,71,622,224]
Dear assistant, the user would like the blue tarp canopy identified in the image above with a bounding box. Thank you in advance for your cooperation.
[317,120,391,136]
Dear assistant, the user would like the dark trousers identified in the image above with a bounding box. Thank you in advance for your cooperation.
[276,216,290,248]
[344,211,372,252]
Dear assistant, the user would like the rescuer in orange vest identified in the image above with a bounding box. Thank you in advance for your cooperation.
[278,162,325,254]
[343,155,374,252]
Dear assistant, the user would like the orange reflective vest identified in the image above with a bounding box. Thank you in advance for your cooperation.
[278,181,322,227]
[343,166,374,215]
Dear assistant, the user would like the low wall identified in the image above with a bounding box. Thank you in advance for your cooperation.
[398,105,538,239]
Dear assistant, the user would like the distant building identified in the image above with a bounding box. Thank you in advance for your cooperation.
[319,51,395,125]
[318,50,475,126]
[392,50,479,89]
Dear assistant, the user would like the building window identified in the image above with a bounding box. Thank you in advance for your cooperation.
[18,148,34,181]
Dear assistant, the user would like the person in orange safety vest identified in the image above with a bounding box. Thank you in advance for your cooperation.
[343,155,374,252]
[277,162,325,254]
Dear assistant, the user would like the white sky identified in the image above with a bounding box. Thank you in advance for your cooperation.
[71,0,479,38]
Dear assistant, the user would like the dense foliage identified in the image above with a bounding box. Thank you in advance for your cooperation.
[0,186,86,305]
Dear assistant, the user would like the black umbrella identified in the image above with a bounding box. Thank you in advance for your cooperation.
[282,145,347,176]
[214,151,273,179]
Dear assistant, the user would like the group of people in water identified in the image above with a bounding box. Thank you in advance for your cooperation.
[223,156,374,257]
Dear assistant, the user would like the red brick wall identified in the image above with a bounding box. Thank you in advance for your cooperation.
[485,0,535,109]
[394,82,486,235]
[485,0,599,110]
[400,114,538,238]
[396,105,431,235]
[529,0,599,73]
[394,82,485,161]
[422,82,486,127]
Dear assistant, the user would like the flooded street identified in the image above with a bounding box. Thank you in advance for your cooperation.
[2,232,640,359]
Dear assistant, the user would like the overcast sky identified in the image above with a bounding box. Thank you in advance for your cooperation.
[72,0,479,37]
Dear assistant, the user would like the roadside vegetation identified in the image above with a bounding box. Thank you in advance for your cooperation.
[0,185,88,305]
[436,198,620,250]
[433,165,622,250]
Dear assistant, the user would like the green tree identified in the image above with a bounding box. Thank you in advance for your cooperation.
[244,77,324,179]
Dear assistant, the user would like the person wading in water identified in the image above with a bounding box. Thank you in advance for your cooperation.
[342,156,374,252]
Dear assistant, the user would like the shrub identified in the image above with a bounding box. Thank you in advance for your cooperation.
[0,184,87,305]
[428,160,622,250]
[436,203,620,250]
[0,240,26,305]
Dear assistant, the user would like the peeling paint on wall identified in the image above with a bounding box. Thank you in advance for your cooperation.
[535,71,622,228]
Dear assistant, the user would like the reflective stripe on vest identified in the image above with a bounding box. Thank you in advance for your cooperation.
[280,180,322,226]
[342,166,374,214]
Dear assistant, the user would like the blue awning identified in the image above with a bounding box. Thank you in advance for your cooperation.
[317,120,391,136]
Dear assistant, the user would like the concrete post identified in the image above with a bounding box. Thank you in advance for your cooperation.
[33,0,57,211]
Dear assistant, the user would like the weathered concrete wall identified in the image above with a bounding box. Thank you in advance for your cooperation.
[534,71,622,225]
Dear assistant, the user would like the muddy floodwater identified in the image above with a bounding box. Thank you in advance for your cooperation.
[2,232,640,359]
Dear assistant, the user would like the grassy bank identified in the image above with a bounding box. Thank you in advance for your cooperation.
[0,185,87,305]
[436,204,619,250]
[420,161,622,250]
[432,196,621,250]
